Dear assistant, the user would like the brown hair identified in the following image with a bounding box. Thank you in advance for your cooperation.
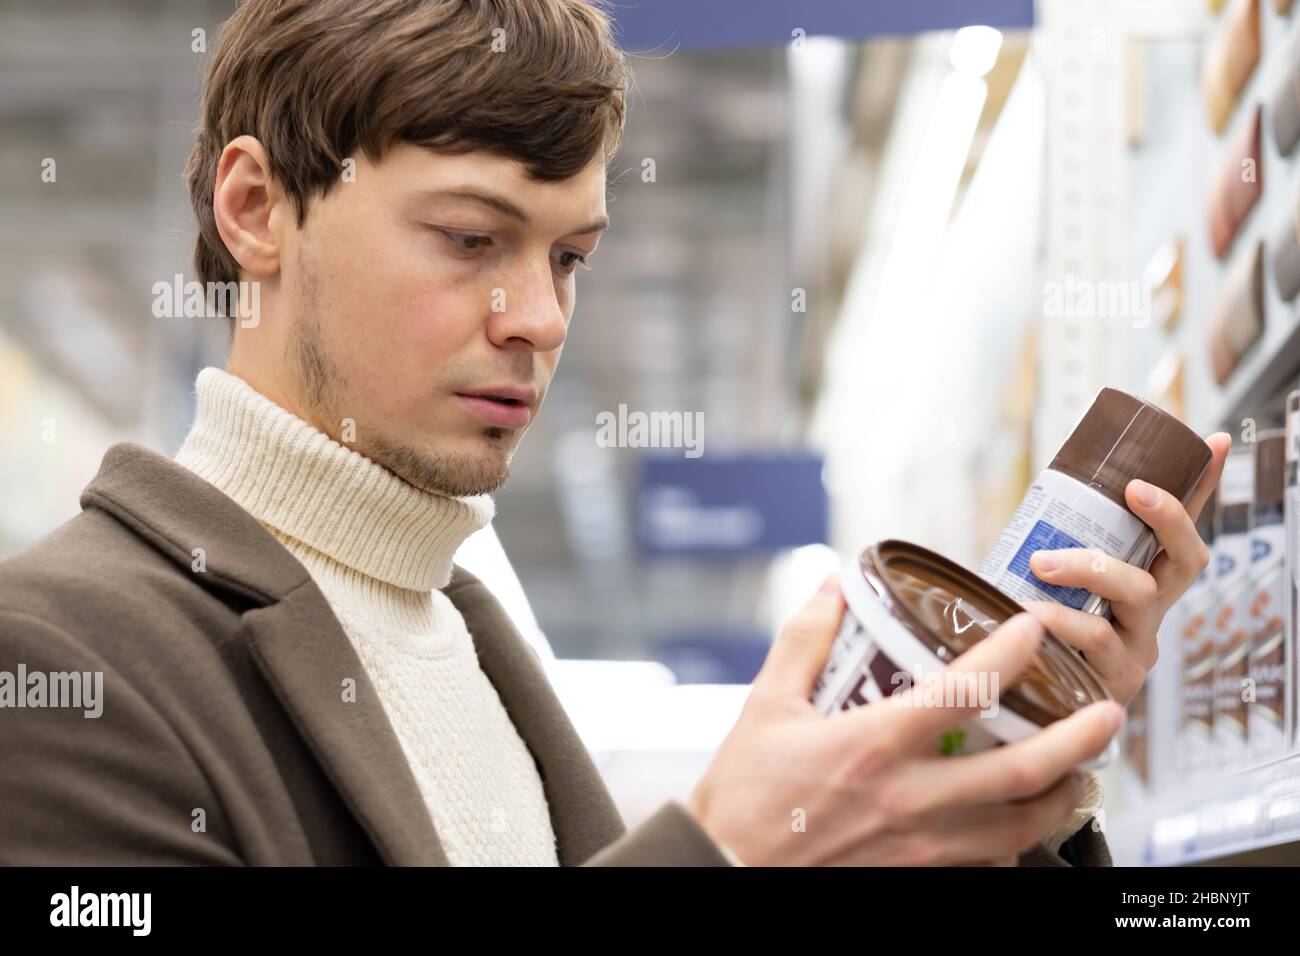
[185,0,629,320]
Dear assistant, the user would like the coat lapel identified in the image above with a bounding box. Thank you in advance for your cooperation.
[242,585,449,865]
[444,568,627,865]
[81,442,447,865]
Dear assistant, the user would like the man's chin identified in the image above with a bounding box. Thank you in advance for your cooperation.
[363,431,512,497]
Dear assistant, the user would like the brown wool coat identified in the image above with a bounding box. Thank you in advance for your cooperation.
[0,442,1110,866]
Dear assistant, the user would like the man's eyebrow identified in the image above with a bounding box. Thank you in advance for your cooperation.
[413,188,608,234]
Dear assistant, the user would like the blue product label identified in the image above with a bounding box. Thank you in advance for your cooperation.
[1008,520,1091,609]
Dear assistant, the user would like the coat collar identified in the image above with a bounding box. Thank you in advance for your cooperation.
[79,442,625,865]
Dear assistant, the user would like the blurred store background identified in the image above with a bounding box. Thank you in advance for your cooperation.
[5,0,1300,861]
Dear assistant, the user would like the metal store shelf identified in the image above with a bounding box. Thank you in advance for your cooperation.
[1110,751,1300,865]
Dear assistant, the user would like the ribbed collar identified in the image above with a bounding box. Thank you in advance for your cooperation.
[174,367,494,591]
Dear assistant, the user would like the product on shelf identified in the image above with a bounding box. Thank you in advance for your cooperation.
[1147,349,1188,422]
[1207,105,1262,260]
[1272,202,1300,301]
[1247,431,1288,760]
[1208,240,1265,385]
[1180,500,1218,780]
[1144,238,1185,330]
[1287,391,1299,747]
[1203,0,1260,134]
[1212,446,1256,771]
[978,387,1212,619]
[1123,682,1150,788]
[1271,30,1300,154]
[811,540,1115,765]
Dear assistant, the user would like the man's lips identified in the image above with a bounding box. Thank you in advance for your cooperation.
[454,389,535,429]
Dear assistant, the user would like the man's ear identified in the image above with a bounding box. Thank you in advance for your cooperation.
[213,135,282,279]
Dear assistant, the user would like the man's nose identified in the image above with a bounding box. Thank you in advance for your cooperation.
[486,263,568,353]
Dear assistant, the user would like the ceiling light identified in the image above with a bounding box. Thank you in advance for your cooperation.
[950,25,1003,78]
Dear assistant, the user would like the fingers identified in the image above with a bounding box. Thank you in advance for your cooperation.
[907,699,1123,811]
[1022,544,1158,674]
[752,575,845,701]
[836,612,1045,751]
[1020,599,1145,682]
[1124,478,1213,616]
[1024,433,1225,615]
[1025,547,1159,671]
[924,771,1086,865]
[1029,547,1160,617]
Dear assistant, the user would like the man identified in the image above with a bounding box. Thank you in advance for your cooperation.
[0,0,1226,866]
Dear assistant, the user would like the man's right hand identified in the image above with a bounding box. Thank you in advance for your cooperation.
[686,575,1125,866]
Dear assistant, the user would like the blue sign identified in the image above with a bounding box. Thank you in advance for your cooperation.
[657,631,772,684]
[608,0,1035,52]
[635,452,827,556]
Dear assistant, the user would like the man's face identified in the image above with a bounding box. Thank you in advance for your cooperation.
[223,141,607,496]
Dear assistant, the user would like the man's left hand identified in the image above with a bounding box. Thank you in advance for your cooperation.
[1021,431,1232,707]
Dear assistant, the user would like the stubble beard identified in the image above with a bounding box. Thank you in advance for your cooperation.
[287,256,512,498]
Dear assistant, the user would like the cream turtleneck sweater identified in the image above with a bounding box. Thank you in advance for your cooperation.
[174,367,558,866]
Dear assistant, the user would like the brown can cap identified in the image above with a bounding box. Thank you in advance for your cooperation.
[1255,430,1286,505]
[1048,387,1212,510]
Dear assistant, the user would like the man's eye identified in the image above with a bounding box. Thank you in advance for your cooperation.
[441,231,492,253]
[553,250,590,276]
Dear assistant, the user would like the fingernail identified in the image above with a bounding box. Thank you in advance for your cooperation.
[819,575,838,595]
[1032,551,1059,573]
[1133,480,1162,508]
